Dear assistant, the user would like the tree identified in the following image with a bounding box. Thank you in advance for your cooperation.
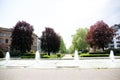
[40,27,61,55]
[68,44,74,54]
[0,43,8,52]
[10,21,34,55]
[85,25,96,49]
[72,28,88,51]
[59,38,66,53]
[86,20,114,51]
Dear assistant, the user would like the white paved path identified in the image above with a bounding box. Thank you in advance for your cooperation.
[62,54,73,59]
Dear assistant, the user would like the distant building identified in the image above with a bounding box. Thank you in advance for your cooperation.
[32,33,38,51]
[108,24,120,49]
[0,27,37,51]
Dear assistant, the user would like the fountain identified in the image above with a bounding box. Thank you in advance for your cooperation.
[35,38,41,60]
[35,51,40,60]
[5,52,10,61]
[74,50,79,60]
[109,50,115,62]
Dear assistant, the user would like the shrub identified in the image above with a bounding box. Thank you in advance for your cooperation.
[57,53,61,57]
[0,50,5,58]
[71,54,74,57]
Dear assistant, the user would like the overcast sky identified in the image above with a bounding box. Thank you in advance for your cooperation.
[0,0,120,48]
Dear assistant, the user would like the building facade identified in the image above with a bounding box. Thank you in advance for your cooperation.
[0,27,37,51]
[108,24,120,49]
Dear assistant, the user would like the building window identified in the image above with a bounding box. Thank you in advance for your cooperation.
[5,39,8,43]
[5,33,10,37]
[0,33,4,36]
[0,39,4,43]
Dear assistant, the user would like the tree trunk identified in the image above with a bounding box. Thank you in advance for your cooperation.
[48,52,50,56]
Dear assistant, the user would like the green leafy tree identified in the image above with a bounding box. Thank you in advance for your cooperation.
[59,38,66,53]
[69,44,75,54]
[72,28,88,51]
[86,20,114,51]
[10,21,34,55]
[41,27,61,55]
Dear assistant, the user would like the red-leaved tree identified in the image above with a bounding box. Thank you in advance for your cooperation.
[86,20,114,51]
[41,27,61,55]
[11,21,34,55]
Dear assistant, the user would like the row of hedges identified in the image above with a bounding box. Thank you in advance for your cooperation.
[79,48,120,57]
[80,53,109,57]
[21,53,35,58]
[21,53,64,59]
[40,53,64,58]
[89,49,120,55]
[106,48,120,55]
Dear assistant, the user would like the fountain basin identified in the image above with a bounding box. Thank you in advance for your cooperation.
[0,59,120,69]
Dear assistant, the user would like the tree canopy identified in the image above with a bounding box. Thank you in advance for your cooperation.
[59,38,66,53]
[10,21,34,54]
[40,27,61,55]
[72,28,88,51]
[85,20,114,50]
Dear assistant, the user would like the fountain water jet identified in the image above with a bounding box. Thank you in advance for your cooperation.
[35,51,40,60]
[5,52,10,61]
[35,37,41,61]
[74,50,79,60]
[109,50,115,62]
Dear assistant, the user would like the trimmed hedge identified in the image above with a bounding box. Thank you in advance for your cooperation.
[21,53,35,58]
[21,56,35,58]
[80,53,109,57]
[21,52,65,59]
[41,53,64,58]
[89,51,107,54]
[107,49,120,55]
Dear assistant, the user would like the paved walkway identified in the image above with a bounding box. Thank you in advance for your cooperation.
[62,54,73,59]
[0,68,120,80]
[1,54,120,80]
